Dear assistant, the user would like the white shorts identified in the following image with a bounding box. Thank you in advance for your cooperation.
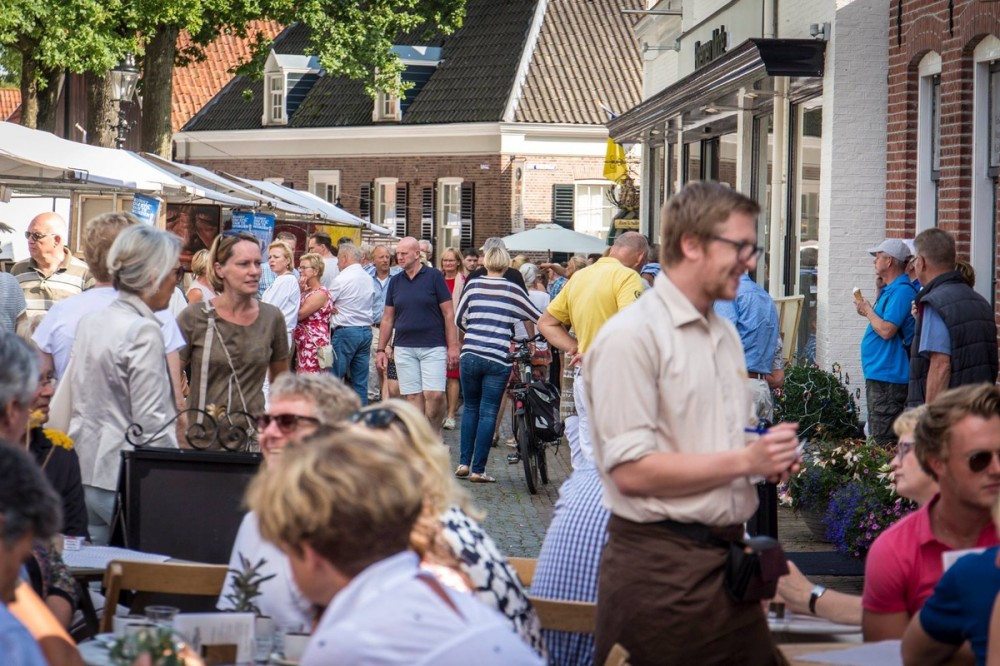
[394,346,447,395]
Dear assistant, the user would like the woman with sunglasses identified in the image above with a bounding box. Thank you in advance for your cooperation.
[293,253,334,374]
[777,407,938,626]
[353,400,544,656]
[177,233,289,447]
[218,373,361,630]
[65,225,181,544]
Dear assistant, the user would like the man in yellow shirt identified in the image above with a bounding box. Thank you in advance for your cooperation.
[538,232,647,470]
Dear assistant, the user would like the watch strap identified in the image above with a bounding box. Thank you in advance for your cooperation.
[809,585,827,615]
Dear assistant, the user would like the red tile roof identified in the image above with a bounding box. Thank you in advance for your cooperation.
[172,20,283,131]
[0,88,21,122]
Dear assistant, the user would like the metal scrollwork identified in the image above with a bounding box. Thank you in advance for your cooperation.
[127,409,258,452]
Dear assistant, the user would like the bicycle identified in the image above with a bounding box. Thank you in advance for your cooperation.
[505,335,555,494]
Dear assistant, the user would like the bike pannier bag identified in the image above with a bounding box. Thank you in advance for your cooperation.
[527,381,564,441]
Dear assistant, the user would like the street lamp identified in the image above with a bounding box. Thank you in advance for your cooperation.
[109,54,139,149]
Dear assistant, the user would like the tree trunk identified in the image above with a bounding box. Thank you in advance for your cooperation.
[85,71,117,147]
[36,69,62,133]
[18,40,39,128]
[141,25,179,157]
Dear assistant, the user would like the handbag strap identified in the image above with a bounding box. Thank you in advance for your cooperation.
[197,302,251,424]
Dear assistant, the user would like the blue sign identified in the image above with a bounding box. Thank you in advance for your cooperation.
[131,194,160,225]
[231,211,275,249]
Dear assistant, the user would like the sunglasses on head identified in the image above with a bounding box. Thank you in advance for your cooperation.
[349,408,400,429]
[967,450,1000,474]
[256,413,321,432]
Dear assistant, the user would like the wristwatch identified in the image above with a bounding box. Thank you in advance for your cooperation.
[809,584,827,615]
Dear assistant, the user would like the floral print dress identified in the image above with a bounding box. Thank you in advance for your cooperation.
[293,287,333,373]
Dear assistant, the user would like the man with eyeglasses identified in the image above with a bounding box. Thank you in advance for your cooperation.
[907,228,998,407]
[537,231,647,472]
[585,181,799,665]
[863,383,1000,643]
[10,212,90,320]
[855,238,917,445]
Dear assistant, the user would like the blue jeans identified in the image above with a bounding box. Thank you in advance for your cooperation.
[331,326,373,405]
[459,354,510,474]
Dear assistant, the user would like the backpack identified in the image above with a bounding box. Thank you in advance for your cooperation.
[526,381,564,442]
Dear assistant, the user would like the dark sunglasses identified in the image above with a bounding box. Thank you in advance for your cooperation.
[349,408,401,429]
[25,231,54,242]
[256,413,321,432]
[967,450,1000,473]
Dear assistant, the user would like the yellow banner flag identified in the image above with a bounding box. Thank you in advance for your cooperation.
[603,138,627,182]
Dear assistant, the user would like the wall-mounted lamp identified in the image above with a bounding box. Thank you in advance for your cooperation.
[809,23,830,41]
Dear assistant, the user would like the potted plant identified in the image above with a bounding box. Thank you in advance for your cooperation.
[773,363,861,441]
[824,475,916,558]
[222,554,275,616]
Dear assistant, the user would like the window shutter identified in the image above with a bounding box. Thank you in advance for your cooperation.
[460,183,475,250]
[552,184,574,229]
[421,186,435,242]
[359,183,371,223]
[395,184,408,237]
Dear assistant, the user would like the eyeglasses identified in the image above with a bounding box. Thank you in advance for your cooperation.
[967,450,1000,473]
[894,440,914,461]
[24,231,54,243]
[711,236,763,262]
[349,408,400,429]
[256,413,321,432]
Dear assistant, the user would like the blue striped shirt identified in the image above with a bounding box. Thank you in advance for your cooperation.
[456,276,542,366]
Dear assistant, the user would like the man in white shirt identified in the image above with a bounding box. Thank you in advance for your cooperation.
[307,231,339,290]
[329,244,375,404]
[246,422,542,666]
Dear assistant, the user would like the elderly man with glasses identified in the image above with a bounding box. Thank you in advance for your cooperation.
[217,373,360,632]
[863,383,1000,643]
[11,212,91,320]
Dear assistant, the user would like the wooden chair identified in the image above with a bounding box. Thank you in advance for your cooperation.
[507,557,537,587]
[527,595,597,633]
[100,560,230,633]
[604,643,632,666]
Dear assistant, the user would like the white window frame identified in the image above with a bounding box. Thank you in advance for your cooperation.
[308,170,341,205]
[971,36,1000,304]
[373,90,402,122]
[916,52,942,231]
[264,73,286,126]
[436,177,463,251]
[374,177,398,229]
[573,179,616,241]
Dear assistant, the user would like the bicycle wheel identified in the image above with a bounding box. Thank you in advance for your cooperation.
[515,412,538,494]
[535,439,549,485]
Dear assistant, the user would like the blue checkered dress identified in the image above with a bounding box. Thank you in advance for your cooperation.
[532,466,610,666]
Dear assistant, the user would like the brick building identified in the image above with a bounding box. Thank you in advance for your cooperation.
[887,0,1000,310]
[173,0,643,257]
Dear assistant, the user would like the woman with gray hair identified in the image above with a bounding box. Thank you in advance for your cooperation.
[65,224,181,543]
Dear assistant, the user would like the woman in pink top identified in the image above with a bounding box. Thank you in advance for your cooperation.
[440,247,465,430]
[294,253,334,374]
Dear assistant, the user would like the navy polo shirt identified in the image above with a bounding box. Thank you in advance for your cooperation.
[385,265,452,347]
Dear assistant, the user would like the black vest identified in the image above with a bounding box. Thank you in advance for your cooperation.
[907,271,998,406]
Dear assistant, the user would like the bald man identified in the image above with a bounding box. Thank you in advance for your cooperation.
[11,213,90,320]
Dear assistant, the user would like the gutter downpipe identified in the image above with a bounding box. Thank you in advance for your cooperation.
[768,76,788,298]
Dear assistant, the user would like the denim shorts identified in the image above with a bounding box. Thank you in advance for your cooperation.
[394,346,447,394]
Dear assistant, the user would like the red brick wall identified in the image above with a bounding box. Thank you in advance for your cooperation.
[887,0,1000,291]
[186,152,610,250]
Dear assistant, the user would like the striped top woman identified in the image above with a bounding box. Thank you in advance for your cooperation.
[453,245,541,483]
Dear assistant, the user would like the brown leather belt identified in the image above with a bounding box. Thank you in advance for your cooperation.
[748,372,767,380]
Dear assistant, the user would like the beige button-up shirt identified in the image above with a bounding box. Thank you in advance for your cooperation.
[585,273,758,526]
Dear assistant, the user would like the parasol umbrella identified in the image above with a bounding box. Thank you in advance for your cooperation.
[501,224,607,255]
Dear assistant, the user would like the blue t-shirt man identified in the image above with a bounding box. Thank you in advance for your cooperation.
[918,546,1000,665]
[860,273,917,384]
[714,273,779,375]
[384,264,452,348]
[0,601,47,666]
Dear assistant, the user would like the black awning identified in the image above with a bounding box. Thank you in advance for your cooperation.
[607,38,826,142]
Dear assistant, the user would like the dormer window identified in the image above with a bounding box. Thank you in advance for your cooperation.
[373,89,401,122]
[261,51,321,127]
[371,45,442,123]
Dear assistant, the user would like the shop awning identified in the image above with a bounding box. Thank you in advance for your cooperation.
[607,38,826,143]
[228,175,385,232]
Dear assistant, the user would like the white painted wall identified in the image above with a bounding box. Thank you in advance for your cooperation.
[777,0,834,38]
[815,0,889,419]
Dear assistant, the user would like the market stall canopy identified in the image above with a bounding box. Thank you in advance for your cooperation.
[501,224,608,255]
[228,175,378,230]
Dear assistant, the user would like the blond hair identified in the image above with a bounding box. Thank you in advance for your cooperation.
[893,406,927,439]
[83,212,137,283]
[247,424,425,576]
[659,181,760,267]
[267,240,294,271]
[483,246,512,273]
[190,249,211,278]
[914,383,1000,480]
[298,252,325,279]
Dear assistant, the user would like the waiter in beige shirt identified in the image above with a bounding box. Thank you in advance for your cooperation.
[585,181,800,665]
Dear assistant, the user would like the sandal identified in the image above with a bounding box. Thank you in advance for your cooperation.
[505,438,517,448]
[455,464,470,478]
[470,473,496,483]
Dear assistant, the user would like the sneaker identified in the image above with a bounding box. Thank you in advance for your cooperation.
[507,452,521,464]
[443,417,456,430]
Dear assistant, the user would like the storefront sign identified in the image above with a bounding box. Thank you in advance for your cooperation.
[131,194,160,225]
[231,211,275,249]
[614,218,640,230]
[694,25,728,70]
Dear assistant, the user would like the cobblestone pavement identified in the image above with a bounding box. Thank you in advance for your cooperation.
[443,406,572,558]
